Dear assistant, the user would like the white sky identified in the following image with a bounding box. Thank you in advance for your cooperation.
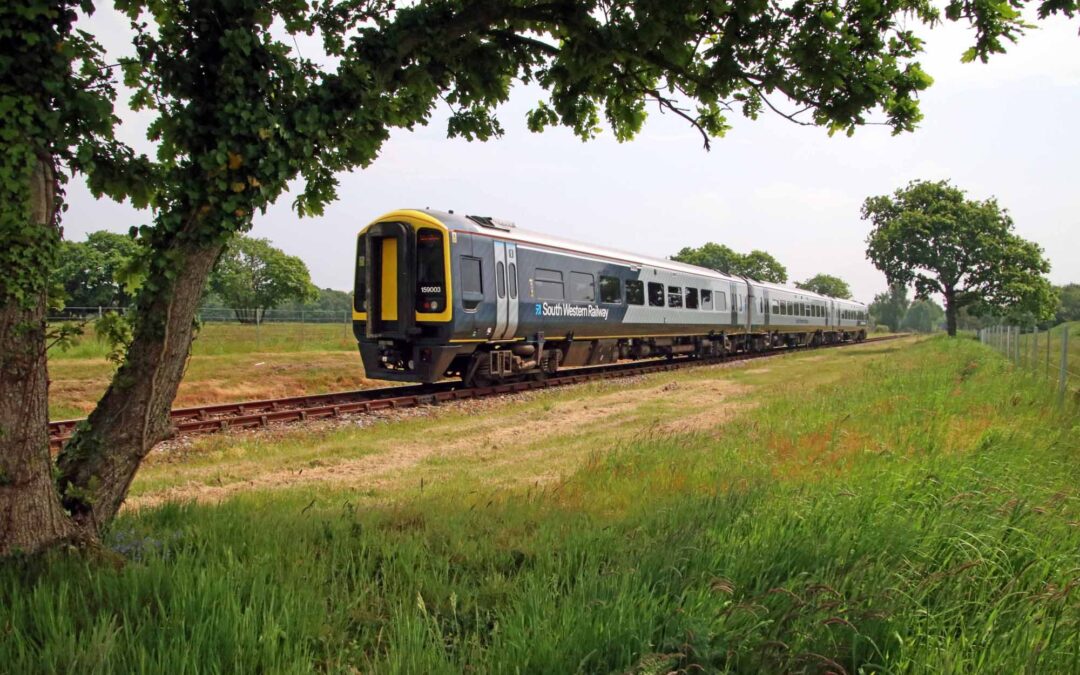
[65,9,1080,302]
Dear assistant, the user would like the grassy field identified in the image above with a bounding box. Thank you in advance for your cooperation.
[47,322,371,419]
[7,336,1077,672]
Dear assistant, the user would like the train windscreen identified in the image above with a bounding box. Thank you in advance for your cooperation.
[415,229,446,313]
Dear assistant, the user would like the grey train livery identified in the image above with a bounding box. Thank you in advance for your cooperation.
[353,209,868,385]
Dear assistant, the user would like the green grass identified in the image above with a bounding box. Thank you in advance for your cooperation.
[4,337,1079,673]
[51,321,357,360]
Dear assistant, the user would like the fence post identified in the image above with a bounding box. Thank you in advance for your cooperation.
[1047,327,1052,379]
[1060,327,1070,407]
[1032,327,1038,376]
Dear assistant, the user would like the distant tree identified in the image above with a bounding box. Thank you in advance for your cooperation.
[902,299,945,333]
[868,283,910,332]
[53,231,142,309]
[740,251,789,284]
[796,274,852,299]
[673,243,788,283]
[863,180,1055,337]
[1055,284,1080,324]
[208,237,317,323]
[278,288,354,315]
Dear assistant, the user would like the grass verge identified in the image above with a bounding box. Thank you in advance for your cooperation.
[5,336,1078,673]
[47,323,369,419]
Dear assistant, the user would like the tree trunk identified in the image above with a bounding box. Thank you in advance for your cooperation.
[944,290,958,337]
[57,217,225,529]
[0,158,77,555]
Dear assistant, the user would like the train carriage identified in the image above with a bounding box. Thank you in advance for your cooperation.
[353,209,867,385]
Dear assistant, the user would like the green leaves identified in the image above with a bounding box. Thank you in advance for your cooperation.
[796,274,853,299]
[672,243,789,283]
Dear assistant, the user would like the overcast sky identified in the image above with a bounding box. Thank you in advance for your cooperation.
[65,9,1079,302]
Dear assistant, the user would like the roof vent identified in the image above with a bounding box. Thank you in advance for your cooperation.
[467,215,515,231]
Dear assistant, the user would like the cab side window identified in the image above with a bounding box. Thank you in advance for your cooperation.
[460,256,483,311]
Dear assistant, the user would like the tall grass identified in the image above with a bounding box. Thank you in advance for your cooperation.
[3,338,1078,673]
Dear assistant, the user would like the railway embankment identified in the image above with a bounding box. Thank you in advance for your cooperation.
[4,335,1077,672]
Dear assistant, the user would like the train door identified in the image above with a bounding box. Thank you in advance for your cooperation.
[729,281,738,328]
[492,241,519,339]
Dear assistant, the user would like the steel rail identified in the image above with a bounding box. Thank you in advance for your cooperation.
[48,335,902,449]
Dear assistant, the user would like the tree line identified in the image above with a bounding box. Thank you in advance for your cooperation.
[54,232,351,318]
[2,0,1075,556]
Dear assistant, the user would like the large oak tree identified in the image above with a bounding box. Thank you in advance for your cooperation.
[2,0,1077,555]
[863,180,1056,336]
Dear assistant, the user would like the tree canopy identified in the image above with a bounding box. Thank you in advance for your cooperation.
[672,243,787,283]
[208,236,317,323]
[863,180,1055,336]
[795,274,852,299]
[1054,284,1080,325]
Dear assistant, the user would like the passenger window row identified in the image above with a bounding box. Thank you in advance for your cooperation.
[531,269,731,310]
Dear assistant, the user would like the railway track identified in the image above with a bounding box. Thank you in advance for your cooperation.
[48,335,903,450]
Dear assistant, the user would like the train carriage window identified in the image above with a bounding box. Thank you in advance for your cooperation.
[773,300,780,315]
[569,272,595,302]
[534,268,564,300]
[648,282,664,307]
[599,275,622,303]
[668,286,683,308]
[685,287,698,309]
[701,289,713,310]
[626,280,645,305]
[496,261,506,298]
[508,263,517,298]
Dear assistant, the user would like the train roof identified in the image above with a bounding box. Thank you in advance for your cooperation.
[404,209,866,307]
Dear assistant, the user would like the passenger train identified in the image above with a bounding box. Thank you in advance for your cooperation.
[353,209,867,385]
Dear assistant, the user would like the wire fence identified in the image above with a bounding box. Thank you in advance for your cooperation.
[979,324,1078,408]
[47,307,357,354]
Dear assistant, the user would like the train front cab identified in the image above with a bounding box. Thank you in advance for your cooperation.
[353,211,463,382]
